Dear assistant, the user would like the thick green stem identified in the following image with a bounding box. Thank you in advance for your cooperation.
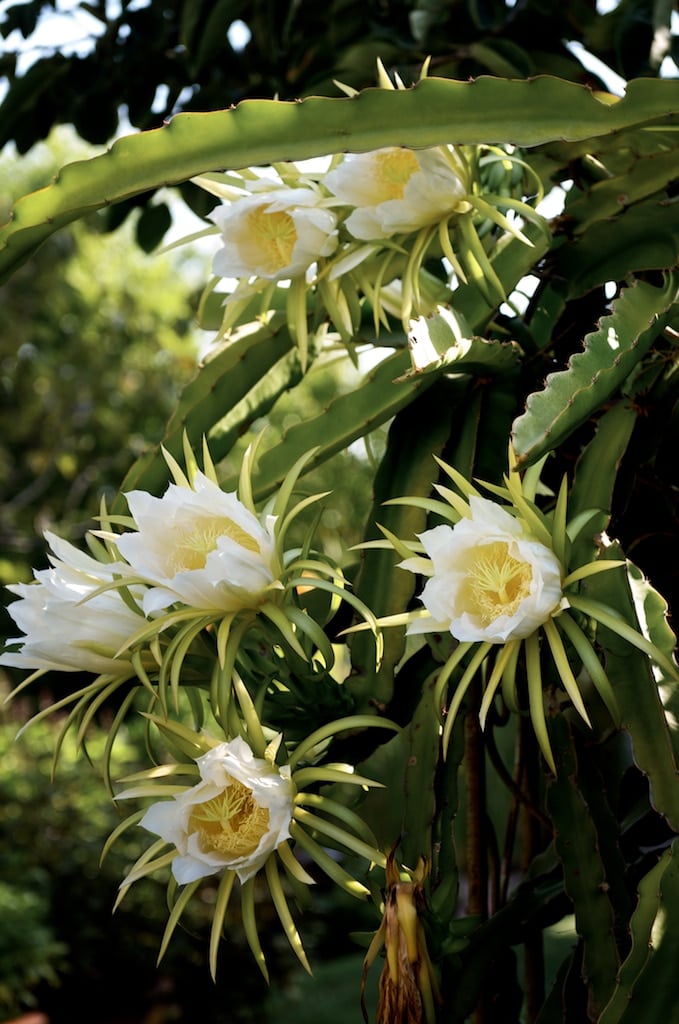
[465,679,489,1023]
[519,715,546,1023]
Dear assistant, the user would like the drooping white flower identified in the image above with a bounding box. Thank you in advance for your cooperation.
[325,147,468,240]
[116,471,279,615]
[140,736,295,884]
[209,184,338,281]
[401,496,564,643]
[0,531,143,675]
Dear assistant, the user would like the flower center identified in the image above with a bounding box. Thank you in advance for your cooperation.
[243,205,297,273]
[189,776,270,858]
[374,149,420,200]
[463,541,533,625]
[170,515,260,573]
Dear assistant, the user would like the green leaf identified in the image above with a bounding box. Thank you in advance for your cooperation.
[552,199,679,300]
[569,400,637,523]
[135,201,172,253]
[565,146,679,234]
[248,318,527,505]
[568,400,638,567]
[206,339,304,459]
[348,375,466,711]
[248,349,439,500]
[585,543,679,831]
[351,669,442,863]
[626,560,679,767]
[2,76,678,283]
[449,870,568,1022]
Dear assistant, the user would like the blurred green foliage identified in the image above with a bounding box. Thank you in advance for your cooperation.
[0,881,67,1016]
[0,701,164,1020]
[0,133,200,587]
[0,147,380,1004]
[0,694,379,1022]
[0,132,380,601]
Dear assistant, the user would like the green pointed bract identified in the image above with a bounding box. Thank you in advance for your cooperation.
[159,879,201,966]
[240,877,269,982]
[442,643,492,756]
[266,856,313,974]
[479,640,520,729]
[289,821,372,898]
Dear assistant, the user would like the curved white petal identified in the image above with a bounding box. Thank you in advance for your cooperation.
[139,737,295,886]
[117,473,279,613]
[326,147,467,240]
[0,533,144,674]
[209,186,337,281]
[400,496,564,644]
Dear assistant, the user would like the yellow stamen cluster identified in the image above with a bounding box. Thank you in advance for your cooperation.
[170,515,261,573]
[189,779,270,858]
[462,542,533,625]
[373,149,419,200]
[244,206,297,274]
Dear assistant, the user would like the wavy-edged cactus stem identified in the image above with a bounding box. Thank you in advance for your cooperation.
[546,713,619,1019]
[2,77,679,284]
[513,271,679,467]
[598,840,679,1024]
[585,541,679,833]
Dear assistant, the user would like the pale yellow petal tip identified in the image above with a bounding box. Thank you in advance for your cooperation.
[591,89,622,106]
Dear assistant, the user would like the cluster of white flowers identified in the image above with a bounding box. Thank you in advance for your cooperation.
[206,146,469,283]
[199,138,535,348]
[0,471,280,680]
[0,446,384,907]
[3,439,675,972]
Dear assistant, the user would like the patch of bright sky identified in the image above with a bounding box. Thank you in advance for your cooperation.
[0,0,254,246]
[1,0,120,75]
[0,2,251,101]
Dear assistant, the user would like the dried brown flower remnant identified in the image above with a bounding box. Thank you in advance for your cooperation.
[361,850,441,1024]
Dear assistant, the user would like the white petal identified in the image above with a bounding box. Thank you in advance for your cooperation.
[406,496,564,643]
[140,800,188,849]
[0,533,144,675]
[139,737,296,886]
[172,855,219,885]
[117,476,278,613]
